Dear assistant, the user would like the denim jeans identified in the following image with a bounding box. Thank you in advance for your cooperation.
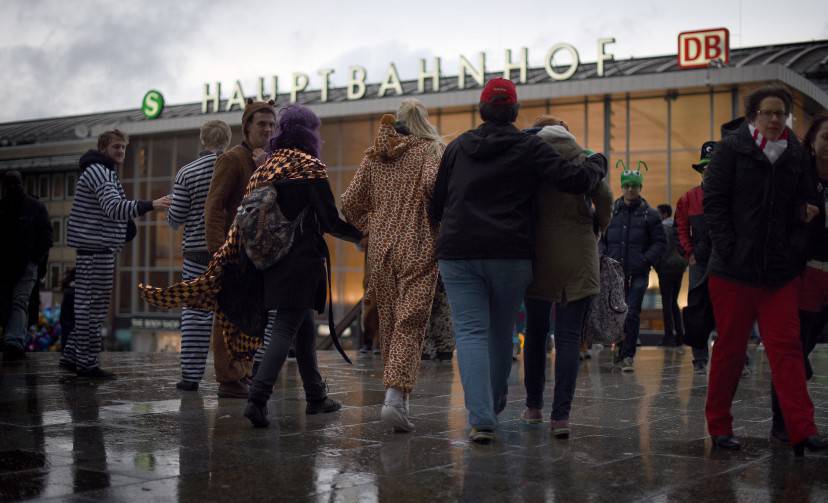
[620,274,649,359]
[524,296,591,420]
[4,262,38,350]
[248,309,327,406]
[438,259,533,430]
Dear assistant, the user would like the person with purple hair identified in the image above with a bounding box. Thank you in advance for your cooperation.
[242,105,363,427]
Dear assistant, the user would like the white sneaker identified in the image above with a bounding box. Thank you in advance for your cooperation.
[381,402,415,432]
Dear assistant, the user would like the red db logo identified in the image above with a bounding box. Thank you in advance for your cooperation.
[678,28,730,69]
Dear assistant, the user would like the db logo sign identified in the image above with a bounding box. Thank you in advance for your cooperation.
[678,28,730,69]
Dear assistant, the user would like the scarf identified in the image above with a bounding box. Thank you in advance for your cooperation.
[139,148,328,361]
[749,124,788,165]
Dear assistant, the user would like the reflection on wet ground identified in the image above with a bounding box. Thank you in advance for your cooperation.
[1,346,827,502]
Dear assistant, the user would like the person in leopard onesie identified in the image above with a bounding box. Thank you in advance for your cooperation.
[342,99,444,433]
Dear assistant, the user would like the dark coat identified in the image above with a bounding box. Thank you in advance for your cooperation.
[704,119,810,287]
[218,178,361,331]
[429,121,607,260]
[601,197,666,276]
[0,188,52,284]
[655,218,687,279]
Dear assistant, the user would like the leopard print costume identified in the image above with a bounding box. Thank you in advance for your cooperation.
[342,114,443,393]
[139,149,329,361]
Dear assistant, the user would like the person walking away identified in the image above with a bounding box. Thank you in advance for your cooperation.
[600,163,666,372]
[769,113,828,444]
[167,120,232,391]
[655,204,687,348]
[703,85,826,455]
[0,171,52,361]
[204,99,275,398]
[520,116,612,438]
[429,78,607,443]
[62,130,170,379]
[342,99,444,432]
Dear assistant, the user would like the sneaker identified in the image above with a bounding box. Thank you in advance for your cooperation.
[76,367,116,380]
[176,380,199,391]
[550,419,570,439]
[381,402,415,432]
[469,427,495,444]
[244,401,270,428]
[693,361,707,375]
[620,357,635,373]
[306,397,342,415]
[217,380,249,399]
[521,407,543,424]
[2,344,25,362]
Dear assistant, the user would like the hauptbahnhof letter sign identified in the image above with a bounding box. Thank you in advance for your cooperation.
[201,39,617,113]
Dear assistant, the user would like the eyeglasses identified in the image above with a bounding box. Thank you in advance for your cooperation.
[621,184,640,190]
[756,110,788,120]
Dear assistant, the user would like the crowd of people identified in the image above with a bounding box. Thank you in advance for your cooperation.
[2,80,827,456]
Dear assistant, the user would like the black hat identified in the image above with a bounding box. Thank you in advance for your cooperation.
[692,141,717,173]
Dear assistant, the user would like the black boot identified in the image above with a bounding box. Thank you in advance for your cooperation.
[793,436,828,457]
[244,401,270,428]
[711,435,741,450]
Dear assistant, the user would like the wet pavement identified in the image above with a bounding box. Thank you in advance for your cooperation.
[1,346,827,502]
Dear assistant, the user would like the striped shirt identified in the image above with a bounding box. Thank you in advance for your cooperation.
[66,163,142,252]
[168,152,218,252]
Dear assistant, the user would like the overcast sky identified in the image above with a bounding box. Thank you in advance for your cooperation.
[1,0,826,123]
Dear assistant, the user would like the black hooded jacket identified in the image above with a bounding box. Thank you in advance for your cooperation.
[429,121,607,260]
[704,118,811,287]
[0,186,52,284]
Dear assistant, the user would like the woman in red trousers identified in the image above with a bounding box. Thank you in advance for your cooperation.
[703,85,827,456]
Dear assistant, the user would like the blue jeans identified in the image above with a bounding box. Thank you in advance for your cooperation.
[620,274,649,359]
[4,262,38,350]
[438,259,533,430]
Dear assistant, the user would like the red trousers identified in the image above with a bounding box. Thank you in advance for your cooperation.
[706,275,817,444]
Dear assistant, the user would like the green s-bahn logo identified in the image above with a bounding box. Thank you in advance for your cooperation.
[141,90,165,119]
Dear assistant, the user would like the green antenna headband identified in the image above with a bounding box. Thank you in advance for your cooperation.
[618,159,647,187]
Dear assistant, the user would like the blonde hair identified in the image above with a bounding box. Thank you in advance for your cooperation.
[396,99,444,156]
[200,120,232,150]
[532,115,569,131]
[97,129,128,151]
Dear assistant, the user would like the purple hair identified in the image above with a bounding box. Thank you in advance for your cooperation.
[268,104,322,158]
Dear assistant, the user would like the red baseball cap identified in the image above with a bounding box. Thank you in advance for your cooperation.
[479,78,517,105]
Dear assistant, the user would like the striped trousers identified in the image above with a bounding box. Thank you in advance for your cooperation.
[61,252,115,371]
[180,258,213,383]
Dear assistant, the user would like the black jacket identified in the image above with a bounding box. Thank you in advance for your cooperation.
[803,156,828,262]
[218,178,361,336]
[600,197,666,276]
[0,187,52,284]
[704,119,810,287]
[429,122,607,260]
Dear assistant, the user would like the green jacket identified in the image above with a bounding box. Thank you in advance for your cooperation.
[526,126,613,303]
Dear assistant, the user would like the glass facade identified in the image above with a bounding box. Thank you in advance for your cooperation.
[23,81,817,346]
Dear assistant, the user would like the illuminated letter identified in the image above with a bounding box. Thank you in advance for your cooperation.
[418,57,441,93]
[225,80,246,112]
[503,48,528,83]
[378,63,403,97]
[597,37,615,77]
[458,53,486,89]
[290,73,309,103]
[347,66,367,100]
[202,82,220,114]
[544,43,579,81]
[257,75,278,102]
[318,68,335,102]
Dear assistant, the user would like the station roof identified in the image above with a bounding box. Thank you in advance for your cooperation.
[1,38,827,151]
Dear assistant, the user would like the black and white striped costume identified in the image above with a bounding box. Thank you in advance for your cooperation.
[62,150,153,371]
[168,152,218,383]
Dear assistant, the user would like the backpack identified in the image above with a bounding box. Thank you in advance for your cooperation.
[234,184,307,271]
[583,255,627,345]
